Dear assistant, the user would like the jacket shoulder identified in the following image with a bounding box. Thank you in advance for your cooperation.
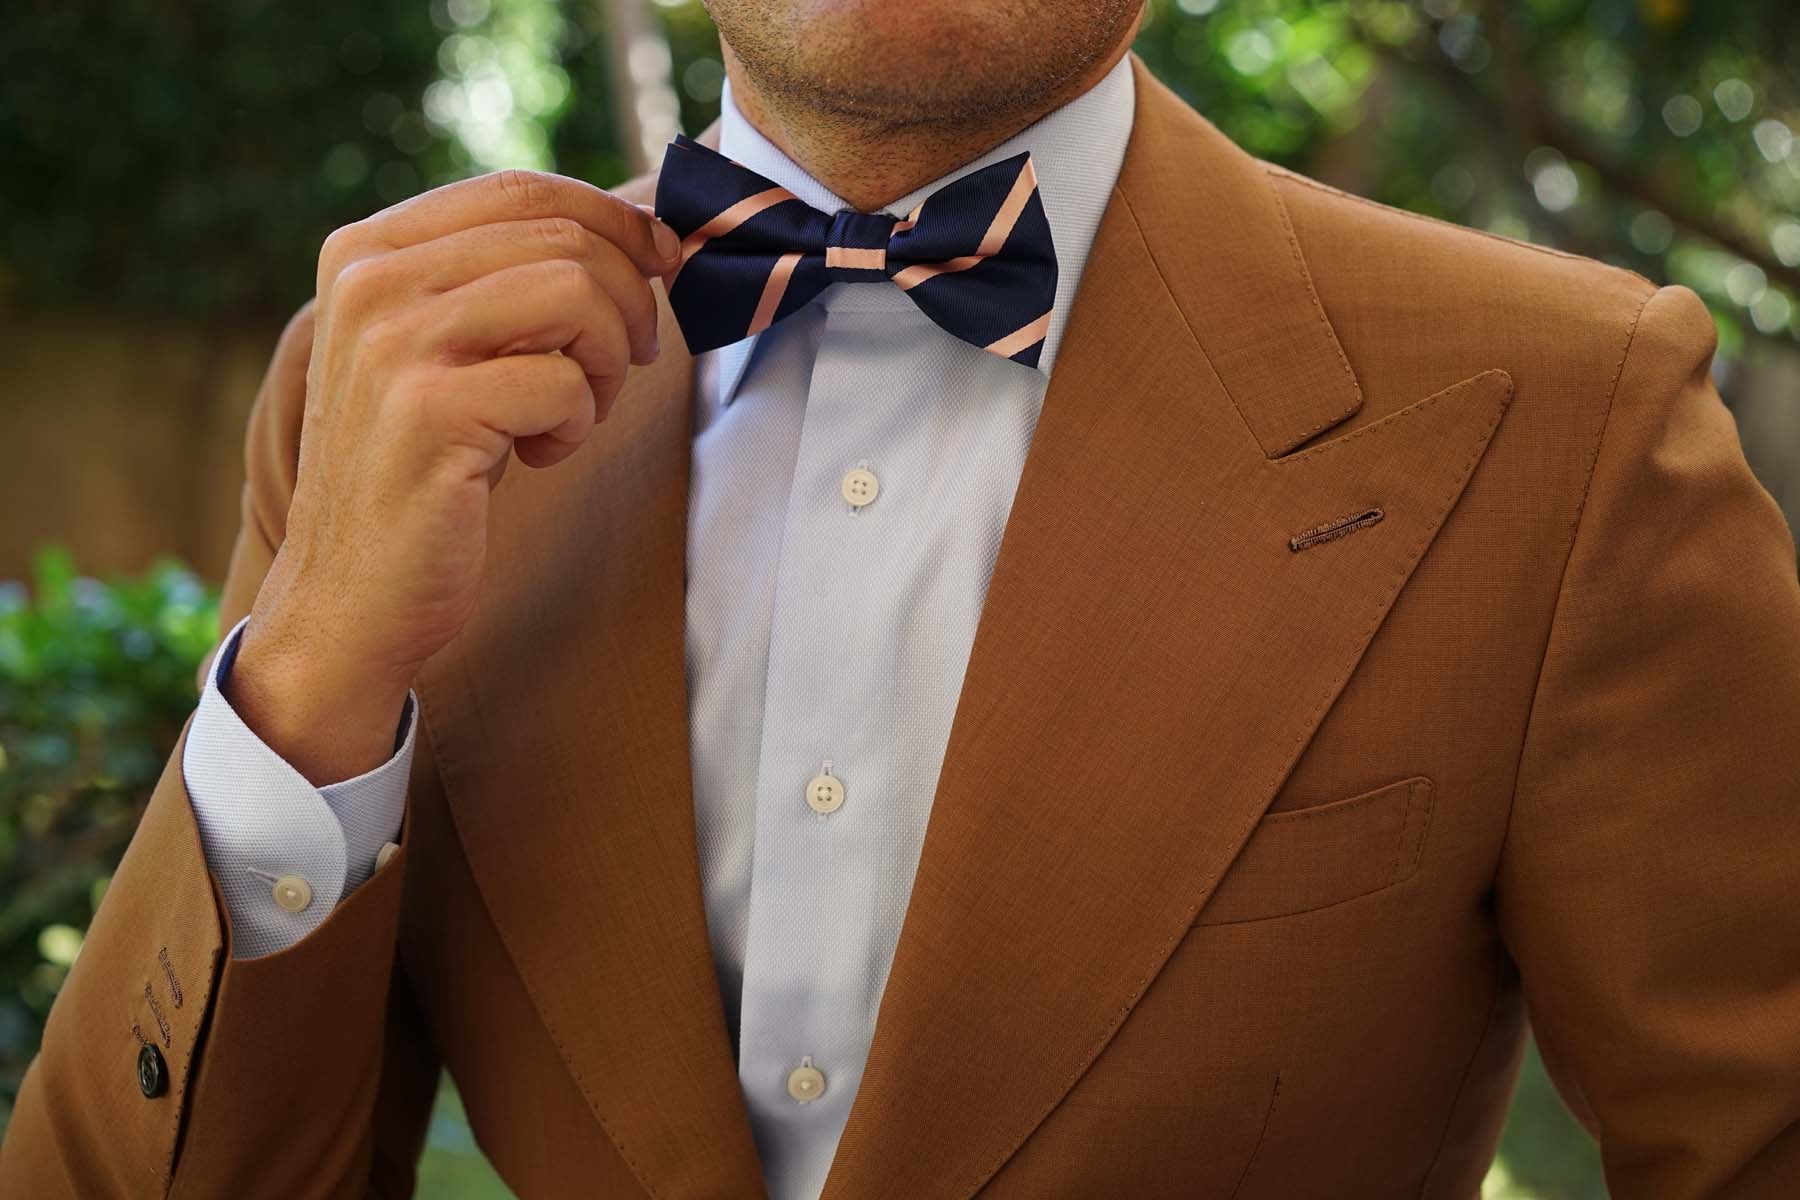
[1263,162,1673,433]
[1267,163,1659,360]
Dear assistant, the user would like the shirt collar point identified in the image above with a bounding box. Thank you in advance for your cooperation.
[712,335,760,409]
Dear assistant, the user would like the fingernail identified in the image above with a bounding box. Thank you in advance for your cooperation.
[650,217,680,263]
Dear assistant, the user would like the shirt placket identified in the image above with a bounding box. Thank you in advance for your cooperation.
[734,296,927,1195]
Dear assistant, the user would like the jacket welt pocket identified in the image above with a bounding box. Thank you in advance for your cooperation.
[1194,776,1435,926]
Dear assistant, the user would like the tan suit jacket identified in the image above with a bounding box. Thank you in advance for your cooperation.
[6,58,1800,1198]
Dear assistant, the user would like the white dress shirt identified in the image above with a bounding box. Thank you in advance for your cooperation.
[181,54,1135,1197]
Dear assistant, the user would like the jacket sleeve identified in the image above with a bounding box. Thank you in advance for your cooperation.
[0,303,442,1198]
[1496,284,1800,1197]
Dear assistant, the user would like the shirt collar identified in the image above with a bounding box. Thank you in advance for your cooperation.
[706,53,1137,408]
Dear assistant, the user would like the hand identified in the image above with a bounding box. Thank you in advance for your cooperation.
[227,170,681,784]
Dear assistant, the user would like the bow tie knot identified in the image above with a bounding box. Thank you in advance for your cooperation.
[824,210,899,281]
[654,135,1059,368]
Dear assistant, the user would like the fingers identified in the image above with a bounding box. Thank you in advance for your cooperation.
[439,353,597,471]
[310,173,672,486]
[421,258,635,397]
[347,218,661,365]
[322,169,680,288]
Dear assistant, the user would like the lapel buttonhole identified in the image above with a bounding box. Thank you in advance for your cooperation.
[1289,507,1385,553]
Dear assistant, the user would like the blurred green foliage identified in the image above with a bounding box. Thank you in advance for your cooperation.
[4,1,1793,351]
[1127,0,1800,353]
[655,0,1800,353]
[0,0,632,315]
[0,549,218,1126]
[0,1,449,313]
[1495,1044,1606,1199]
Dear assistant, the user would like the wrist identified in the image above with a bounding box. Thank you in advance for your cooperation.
[225,614,413,787]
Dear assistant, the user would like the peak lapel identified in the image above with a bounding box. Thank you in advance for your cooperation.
[416,295,766,1198]
[819,61,1513,1198]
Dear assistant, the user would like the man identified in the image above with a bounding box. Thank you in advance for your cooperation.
[4,0,1798,1195]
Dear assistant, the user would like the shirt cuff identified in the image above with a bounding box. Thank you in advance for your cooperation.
[182,615,416,959]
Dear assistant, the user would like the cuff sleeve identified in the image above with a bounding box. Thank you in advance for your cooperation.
[181,615,415,959]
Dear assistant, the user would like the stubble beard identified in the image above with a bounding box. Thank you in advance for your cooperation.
[709,0,1141,138]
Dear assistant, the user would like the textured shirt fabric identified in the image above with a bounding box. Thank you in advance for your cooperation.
[686,60,1134,1197]
[183,615,416,958]
[179,54,1134,1196]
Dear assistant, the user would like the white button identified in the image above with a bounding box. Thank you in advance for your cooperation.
[805,770,845,815]
[840,466,879,509]
[376,841,400,871]
[272,874,313,913]
[786,1057,827,1103]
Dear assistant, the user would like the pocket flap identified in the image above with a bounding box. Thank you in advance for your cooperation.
[1195,776,1435,926]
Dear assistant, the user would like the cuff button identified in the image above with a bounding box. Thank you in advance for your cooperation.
[376,841,400,871]
[137,1042,167,1099]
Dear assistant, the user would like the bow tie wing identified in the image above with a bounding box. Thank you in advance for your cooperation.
[655,136,833,354]
[654,139,1058,368]
[884,153,1058,368]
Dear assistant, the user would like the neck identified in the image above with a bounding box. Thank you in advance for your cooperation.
[721,41,1134,213]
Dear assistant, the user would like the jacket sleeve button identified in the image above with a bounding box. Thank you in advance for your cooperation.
[137,1042,167,1099]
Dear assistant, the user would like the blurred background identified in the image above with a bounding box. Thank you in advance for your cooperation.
[2,1,1796,1195]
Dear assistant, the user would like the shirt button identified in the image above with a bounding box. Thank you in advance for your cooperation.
[840,466,879,509]
[805,769,845,815]
[375,841,401,871]
[137,1042,167,1099]
[272,874,313,913]
[786,1057,827,1103]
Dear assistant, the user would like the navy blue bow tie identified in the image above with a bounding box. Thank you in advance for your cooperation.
[653,135,1059,369]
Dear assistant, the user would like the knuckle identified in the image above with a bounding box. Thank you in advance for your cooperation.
[317,223,364,287]
[541,353,582,394]
[606,193,656,254]
[533,216,589,257]
[492,168,552,216]
[357,312,412,362]
[384,367,442,428]
[330,255,390,313]
[543,256,596,297]
[560,356,594,395]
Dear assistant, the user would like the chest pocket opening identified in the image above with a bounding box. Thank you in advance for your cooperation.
[1195,775,1435,926]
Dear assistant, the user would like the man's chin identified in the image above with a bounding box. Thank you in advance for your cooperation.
[711,0,1139,127]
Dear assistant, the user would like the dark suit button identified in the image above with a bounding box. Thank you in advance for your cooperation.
[137,1042,167,1098]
